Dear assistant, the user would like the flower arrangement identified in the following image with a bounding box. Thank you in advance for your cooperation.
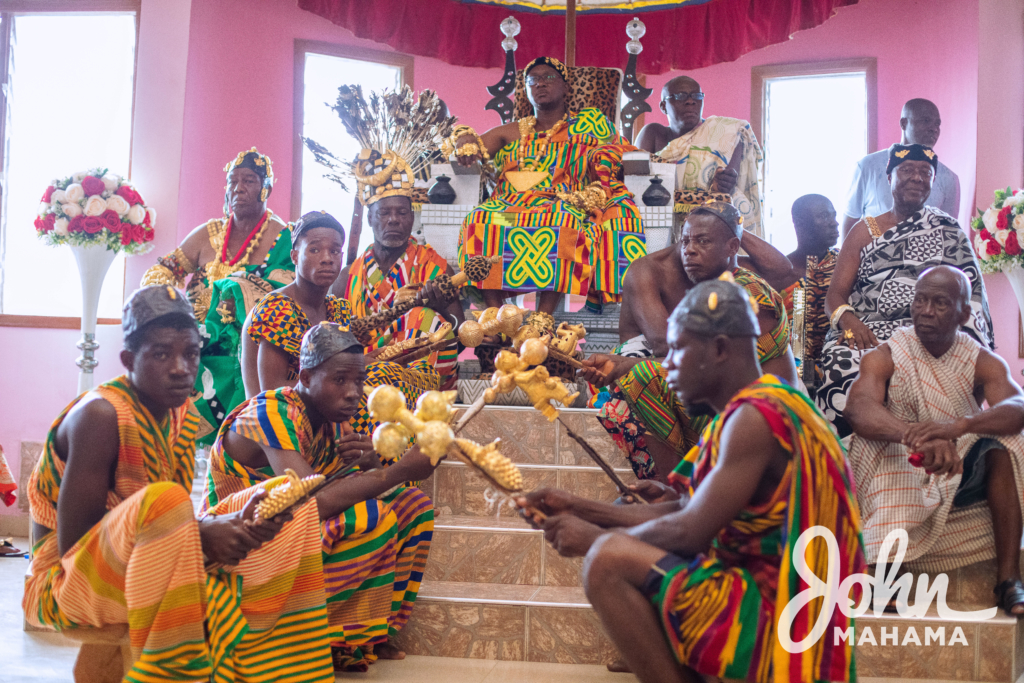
[972,186,1024,273]
[34,168,155,254]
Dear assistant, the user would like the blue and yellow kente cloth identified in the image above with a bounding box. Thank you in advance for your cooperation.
[204,387,434,671]
[458,108,645,312]
[656,375,865,683]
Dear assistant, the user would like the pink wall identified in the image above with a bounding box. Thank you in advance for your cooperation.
[174,0,502,241]
[640,0,980,228]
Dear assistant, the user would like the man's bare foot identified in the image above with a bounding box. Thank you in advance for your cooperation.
[606,659,632,673]
[373,641,407,660]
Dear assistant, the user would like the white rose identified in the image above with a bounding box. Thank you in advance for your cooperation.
[982,207,999,233]
[975,233,990,260]
[50,189,66,205]
[105,194,130,217]
[62,202,82,218]
[101,174,121,193]
[146,206,157,228]
[1013,214,1024,233]
[64,184,84,203]
[38,202,49,215]
[83,195,107,216]
[996,229,1011,246]
[71,171,87,182]
[54,218,69,236]
[127,204,146,225]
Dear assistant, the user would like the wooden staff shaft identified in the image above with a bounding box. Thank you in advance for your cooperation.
[557,416,646,503]
[545,345,582,369]
[565,0,576,68]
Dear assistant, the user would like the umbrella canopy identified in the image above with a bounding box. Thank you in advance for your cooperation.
[298,0,857,75]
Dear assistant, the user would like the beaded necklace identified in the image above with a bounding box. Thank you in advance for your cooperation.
[206,209,272,282]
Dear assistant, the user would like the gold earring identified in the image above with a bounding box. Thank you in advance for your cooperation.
[260,188,268,202]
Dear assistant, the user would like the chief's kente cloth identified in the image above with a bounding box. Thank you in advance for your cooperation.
[657,116,764,237]
[248,291,439,435]
[190,215,295,447]
[458,108,646,313]
[781,248,838,383]
[597,267,791,479]
[848,328,1024,572]
[345,240,458,386]
[203,387,434,670]
[24,376,333,683]
[658,375,864,683]
[816,207,993,438]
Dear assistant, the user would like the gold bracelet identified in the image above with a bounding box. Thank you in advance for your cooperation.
[455,142,481,157]
[443,125,490,162]
[830,304,855,332]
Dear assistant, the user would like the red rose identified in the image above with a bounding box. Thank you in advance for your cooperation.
[100,209,121,232]
[979,228,992,241]
[142,226,154,242]
[120,224,133,245]
[82,216,104,234]
[41,185,56,203]
[81,176,105,197]
[1007,232,1023,256]
[987,239,1003,256]
[68,216,85,233]
[142,210,152,227]
[115,185,142,205]
[34,214,55,233]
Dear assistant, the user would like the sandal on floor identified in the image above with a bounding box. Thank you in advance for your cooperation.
[994,579,1024,617]
[0,538,23,557]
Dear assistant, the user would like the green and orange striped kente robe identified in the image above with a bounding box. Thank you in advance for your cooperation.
[458,107,646,313]
[597,267,792,479]
[203,387,433,671]
[248,290,439,435]
[657,375,865,683]
[345,240,458,388]
[24,376,333,682]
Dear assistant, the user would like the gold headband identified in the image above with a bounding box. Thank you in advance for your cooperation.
[353,149,414,206]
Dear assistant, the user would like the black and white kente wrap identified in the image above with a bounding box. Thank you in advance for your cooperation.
[815,207,993,438]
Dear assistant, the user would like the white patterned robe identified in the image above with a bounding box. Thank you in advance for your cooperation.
[848,327,1024,572]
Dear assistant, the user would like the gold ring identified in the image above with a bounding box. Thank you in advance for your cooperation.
[844,330,854,340]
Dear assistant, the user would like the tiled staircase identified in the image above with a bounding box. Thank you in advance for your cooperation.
[398,405,1024,682]
[396,405,635,666]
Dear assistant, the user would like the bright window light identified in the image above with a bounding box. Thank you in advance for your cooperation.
[1,13,136,317]
[300,53,401,258]
[762,73,867,253]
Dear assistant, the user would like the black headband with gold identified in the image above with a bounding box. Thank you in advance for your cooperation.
[524,56,569,83]
[225,147,274,202]
[886,143,938,175]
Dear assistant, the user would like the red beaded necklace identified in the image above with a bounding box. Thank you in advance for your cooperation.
[221,210,270,266]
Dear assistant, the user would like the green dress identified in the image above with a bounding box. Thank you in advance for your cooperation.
[191,217,295,445]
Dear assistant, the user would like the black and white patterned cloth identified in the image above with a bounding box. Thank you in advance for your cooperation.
[815,208,993,438]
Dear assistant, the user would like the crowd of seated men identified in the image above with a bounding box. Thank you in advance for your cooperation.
[23,54,1024,683]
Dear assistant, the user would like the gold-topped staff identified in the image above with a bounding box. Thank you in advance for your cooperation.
[349,255,500,345]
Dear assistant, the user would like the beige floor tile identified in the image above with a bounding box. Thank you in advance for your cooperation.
[483,659,635,682]
[338,655,497,682]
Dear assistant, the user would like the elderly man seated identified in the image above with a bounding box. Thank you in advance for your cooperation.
[845,266,1024,616]
[818,143,992,438]
[634,75,763,235]
[584,202,796,481]
[520,278,864,683]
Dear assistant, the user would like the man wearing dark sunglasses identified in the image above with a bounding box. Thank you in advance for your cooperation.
[635,76,764,237]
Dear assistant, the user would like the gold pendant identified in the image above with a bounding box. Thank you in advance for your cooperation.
[504,170,549,193]
[205,260,240,283]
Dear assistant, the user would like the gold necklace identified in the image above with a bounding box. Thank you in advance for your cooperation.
[205,210,273,283]
[506,113,569,192]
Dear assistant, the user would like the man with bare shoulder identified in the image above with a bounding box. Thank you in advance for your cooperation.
[635,76,764,234]
[519,279,864,683]
[584,202,796,480]
[846,266,1024,616]
[23,286,333,681]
